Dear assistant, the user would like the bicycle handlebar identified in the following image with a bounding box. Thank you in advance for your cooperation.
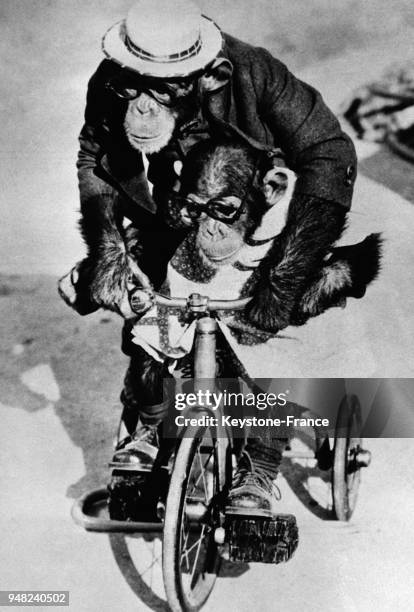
[128,287,251,315]
[125,252,252,316]
[155,293,251,311]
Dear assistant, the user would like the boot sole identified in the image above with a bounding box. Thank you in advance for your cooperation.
[225,506,274,518]
[226,513,298,564]
[109,462,153,473]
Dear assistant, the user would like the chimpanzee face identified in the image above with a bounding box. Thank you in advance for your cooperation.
[107,72,198,154]
[175,140,292,268]
[177,168,255,265]
[106,59,233,154]
[180,192,250,265]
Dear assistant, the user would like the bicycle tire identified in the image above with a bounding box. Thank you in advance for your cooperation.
[332,395,363,521]
[163,429,226,612]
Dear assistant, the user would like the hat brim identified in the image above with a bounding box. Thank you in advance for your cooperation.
[102,15,223,78]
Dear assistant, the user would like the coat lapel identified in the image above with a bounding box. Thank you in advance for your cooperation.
[100,150,157,214]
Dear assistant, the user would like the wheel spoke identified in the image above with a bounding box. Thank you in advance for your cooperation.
[179,445,215,579]
[198,449,209,502]
[182,526,209,558]
[187,447,214,502]
[141,553,162,577]
[181,512,191,571]
[190,524,206,582]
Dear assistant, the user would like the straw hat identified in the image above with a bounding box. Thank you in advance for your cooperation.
[102,0,223,78]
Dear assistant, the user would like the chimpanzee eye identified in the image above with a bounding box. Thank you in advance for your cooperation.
[214,203,235,215]
[179,206,195,226]
[149,89,174,106]
[121,87,140,99]
[184,199,204,218]
[171,195,200,219]
[106,80,140,100]
[168,80,195,97]
[220,195,243,207]
[151,80,195,105]
[209,196,243,218]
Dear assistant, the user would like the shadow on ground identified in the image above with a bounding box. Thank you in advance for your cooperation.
[0,274,125,498]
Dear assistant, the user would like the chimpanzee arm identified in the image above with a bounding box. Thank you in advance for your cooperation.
[71,117,132,313]
[244,195,347,332]
[253,48,357,210]
[77,60,128,257]
[239,45,356,331]
[64,62,152,314]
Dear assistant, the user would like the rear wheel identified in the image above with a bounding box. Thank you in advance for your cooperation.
[162,429,228,612]
[332,395,363,521]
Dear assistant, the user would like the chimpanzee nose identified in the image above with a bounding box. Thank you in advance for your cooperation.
[133,93,160,115]
[204,219,227,240]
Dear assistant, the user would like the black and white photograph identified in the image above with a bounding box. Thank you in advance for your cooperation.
[1,1,414,610]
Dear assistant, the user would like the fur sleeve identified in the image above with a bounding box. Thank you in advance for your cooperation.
[244,194,347,332]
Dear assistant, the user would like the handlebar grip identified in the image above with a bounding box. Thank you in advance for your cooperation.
[128,287,155,315]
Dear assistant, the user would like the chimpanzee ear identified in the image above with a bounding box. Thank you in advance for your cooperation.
[199,58,233,93]
[262,166,291,207]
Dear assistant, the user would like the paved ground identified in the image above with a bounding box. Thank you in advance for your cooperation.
[1,2,414,611]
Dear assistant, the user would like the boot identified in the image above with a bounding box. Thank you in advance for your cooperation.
[110,419,160,472]
[226,447,281,518]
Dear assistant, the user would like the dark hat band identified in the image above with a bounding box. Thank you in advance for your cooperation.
[125,30,202,64]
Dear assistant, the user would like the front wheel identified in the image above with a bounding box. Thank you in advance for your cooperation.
[162,429,227,612]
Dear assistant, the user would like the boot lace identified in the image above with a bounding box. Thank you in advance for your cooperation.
[232,451,281,501]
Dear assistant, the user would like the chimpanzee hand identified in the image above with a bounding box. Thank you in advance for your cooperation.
[58,253,154,319]
[243,194,348,334]
[243,273,293,335]
[118,256,155,318]
[58,259,100,316]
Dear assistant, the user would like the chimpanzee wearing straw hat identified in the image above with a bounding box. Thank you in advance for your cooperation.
[58,0,358,515]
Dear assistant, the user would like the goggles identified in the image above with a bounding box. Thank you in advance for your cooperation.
[173,195,247,224]
[106,74,196,107]
[173,153,261,225]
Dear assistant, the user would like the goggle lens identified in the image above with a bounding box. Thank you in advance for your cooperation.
[177,197,244,224]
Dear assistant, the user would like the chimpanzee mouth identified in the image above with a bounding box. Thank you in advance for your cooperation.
[126,129,174,154]
[207,248,241,263]
[198,233,244,265]
[129,133,162,141]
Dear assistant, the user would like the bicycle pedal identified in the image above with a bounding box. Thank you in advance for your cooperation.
[224,514,299,564]
[108,472,157,522]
